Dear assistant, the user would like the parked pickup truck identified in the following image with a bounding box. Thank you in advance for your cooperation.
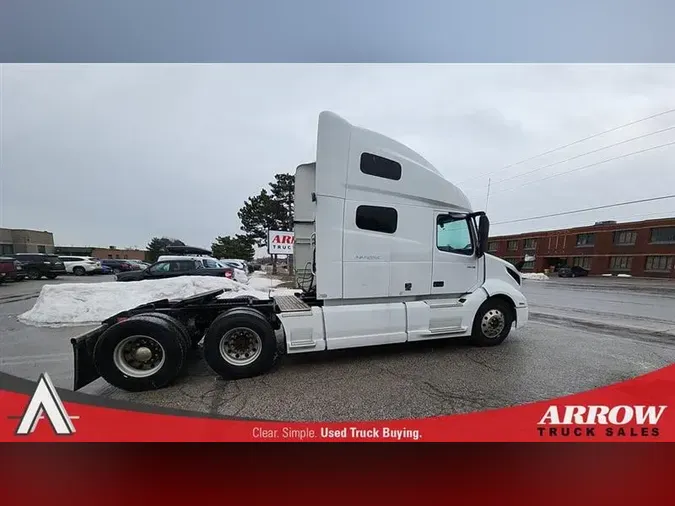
[0,257,23,283]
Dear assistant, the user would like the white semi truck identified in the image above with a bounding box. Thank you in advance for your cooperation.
[71,111,528,392]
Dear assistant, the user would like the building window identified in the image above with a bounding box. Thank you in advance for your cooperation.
[650,227,675,244]
[524,238,537,250]
[521,261,534,270]
[576,233,595,247]
[613,230,637,245]
[124,254,128,259]
[355,205,398,234]
[360,153,402,181]
[572,257,592,270]
[609,256,632,271]
[507,240,518,251]
[0,244,13,255]
[505,258,519,266]
[645,256,674,272]
[437,217,473,256]
[488,241,498,252]
[115,254,120,259]
[37,245,46,253]
[108,254,113,259]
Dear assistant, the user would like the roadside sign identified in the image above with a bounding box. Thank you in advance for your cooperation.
[268,230,294,255]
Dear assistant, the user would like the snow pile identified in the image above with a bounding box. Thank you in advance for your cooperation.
[18,276,269,327]
[617,273,632,278]
[521,272,549,281]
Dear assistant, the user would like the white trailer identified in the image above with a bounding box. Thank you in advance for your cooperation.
[71,112,528,392]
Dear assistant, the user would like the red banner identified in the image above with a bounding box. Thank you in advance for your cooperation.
[1,363,674,442]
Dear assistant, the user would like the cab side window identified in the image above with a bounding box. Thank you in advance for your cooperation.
[437,217,474,256]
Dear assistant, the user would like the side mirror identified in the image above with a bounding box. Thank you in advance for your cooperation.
[477,214,490,257]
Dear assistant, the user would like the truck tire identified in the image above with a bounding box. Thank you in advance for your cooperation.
[93,314,188,391]
[139,312,193,352]
[203,307,279,380]
[469,298,514,347]
[229,295,258,303]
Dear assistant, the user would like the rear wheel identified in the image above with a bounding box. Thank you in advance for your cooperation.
[203,307,279,380]
[26,269,41,280]
[93,314,189,391]
[73,266,85,276]
[470,298,514,347]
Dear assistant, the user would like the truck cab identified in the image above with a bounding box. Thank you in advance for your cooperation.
[282,111,528,352]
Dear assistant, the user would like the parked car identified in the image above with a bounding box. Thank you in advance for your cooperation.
[9,253,66,280]
[101,259,141,274]
[557,265,590,278]
[100,264,114,275]
[116,258,235,282]
[218,259,250,283]
[0,257,23,283]
[157,254,243,278]
[59,256,103,276]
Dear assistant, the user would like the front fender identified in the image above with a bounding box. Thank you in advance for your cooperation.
[480,278,528,318]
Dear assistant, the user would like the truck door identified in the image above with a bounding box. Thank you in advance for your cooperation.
[431,213,480,295]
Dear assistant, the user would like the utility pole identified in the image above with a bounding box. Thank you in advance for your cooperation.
[485,178,492,212]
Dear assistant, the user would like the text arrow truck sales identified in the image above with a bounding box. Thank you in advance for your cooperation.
[537,405,667,438]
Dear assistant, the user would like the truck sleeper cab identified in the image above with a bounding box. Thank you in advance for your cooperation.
[71,112,528,392]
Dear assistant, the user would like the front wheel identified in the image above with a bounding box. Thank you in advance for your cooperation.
[470,299,514,347]
[203,307,279,380]
[26,269,41,280]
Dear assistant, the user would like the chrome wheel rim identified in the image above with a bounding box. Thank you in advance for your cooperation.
[219,327,262,366]
[481,309,505,338]
[113,335,165,377]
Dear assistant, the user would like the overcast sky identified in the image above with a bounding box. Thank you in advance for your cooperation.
[2,64,675,250]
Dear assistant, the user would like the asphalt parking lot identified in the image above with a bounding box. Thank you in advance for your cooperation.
[1,274,674,421]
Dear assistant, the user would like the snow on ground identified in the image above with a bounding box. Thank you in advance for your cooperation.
[521,272,549,281]
[247,272,285,290]
[17,276,281,327]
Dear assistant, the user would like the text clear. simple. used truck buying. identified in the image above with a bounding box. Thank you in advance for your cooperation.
[71,112,529,392]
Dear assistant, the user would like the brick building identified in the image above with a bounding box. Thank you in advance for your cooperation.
[488,217,675,278]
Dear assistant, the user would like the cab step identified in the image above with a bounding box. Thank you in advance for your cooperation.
[274,294,311,313]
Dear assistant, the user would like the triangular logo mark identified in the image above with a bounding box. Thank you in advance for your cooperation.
[15,373,76,436]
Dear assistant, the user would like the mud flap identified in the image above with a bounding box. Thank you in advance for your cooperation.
[70,325,106,391]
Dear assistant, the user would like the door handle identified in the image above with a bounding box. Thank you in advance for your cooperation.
[467,265,476,269]
[433,281,444,287]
